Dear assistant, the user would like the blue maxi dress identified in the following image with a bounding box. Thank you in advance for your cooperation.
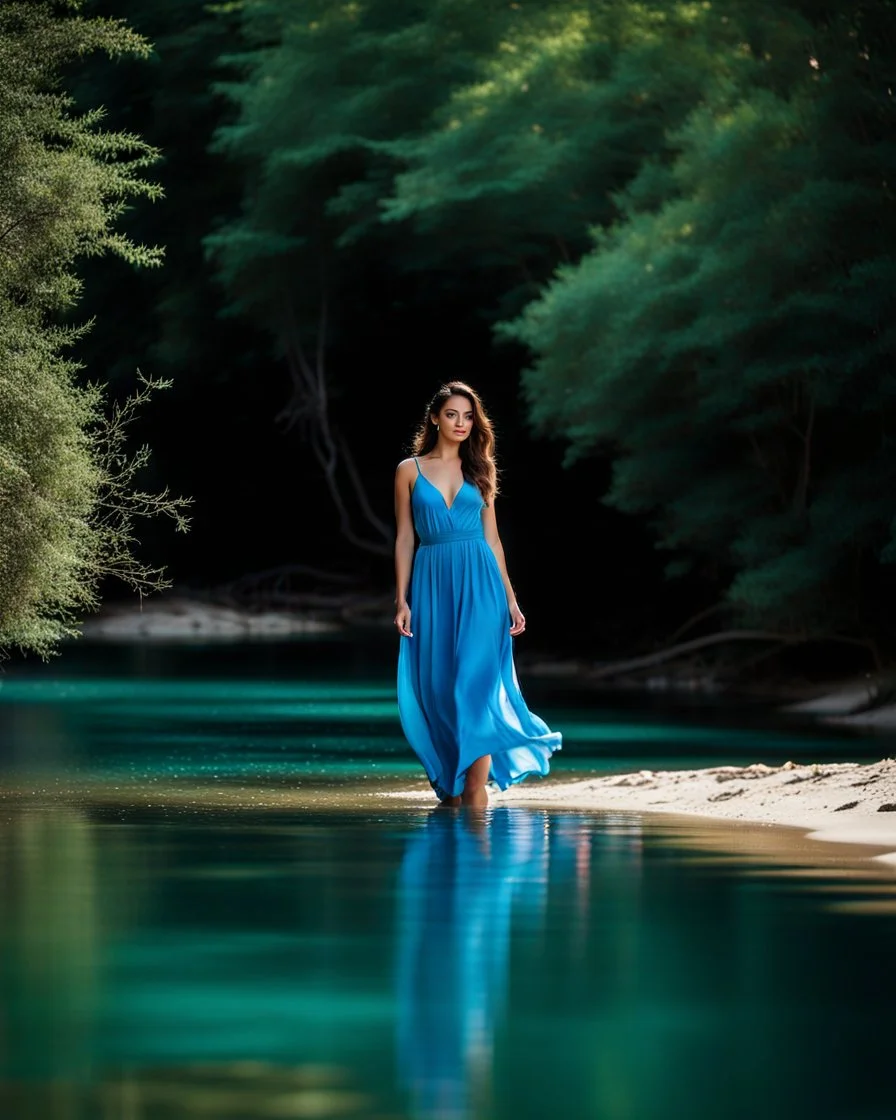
[397,458,562,801]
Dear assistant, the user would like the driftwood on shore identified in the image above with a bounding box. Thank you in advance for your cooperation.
[576,625,884,697]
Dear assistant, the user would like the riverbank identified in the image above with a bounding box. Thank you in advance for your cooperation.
[75,595,896,733]
[76,595,353,640]
[497,757,896,867]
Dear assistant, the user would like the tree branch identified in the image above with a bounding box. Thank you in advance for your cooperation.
[589,627,882,681]
[792,390,815,515]
[277,304,391,557]
[587,630,802,680]
[666,601,728,645]
[338,431,393,543]
[0,209,59,248]
[311,426,391,556]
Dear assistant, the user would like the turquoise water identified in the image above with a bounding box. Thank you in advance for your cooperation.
[0,637,894,1119]
[0,636,884,791]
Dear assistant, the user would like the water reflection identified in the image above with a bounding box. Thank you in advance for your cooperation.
[2,794,895,1120]
[396,807,643,1119]
[0,807,102,1081]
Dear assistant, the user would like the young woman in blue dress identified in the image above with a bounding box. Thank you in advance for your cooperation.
[393,381,561,808]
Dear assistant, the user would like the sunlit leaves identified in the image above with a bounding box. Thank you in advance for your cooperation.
[206,0,896,638]
[0,1,187,658]
[505,1,896,635]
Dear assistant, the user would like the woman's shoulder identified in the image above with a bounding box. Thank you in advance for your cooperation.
[395,456,418,476]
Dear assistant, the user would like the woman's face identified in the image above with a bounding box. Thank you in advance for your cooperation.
[434,395,474,444]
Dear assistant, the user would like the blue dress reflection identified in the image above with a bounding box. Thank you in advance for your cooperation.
[395,807,549,1120]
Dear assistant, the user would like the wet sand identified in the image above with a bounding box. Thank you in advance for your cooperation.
[496,757,896,868]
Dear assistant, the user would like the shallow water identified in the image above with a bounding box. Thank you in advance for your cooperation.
[0,636,885,797]
[1,637,894,1119]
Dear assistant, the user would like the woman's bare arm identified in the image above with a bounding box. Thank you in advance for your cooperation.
[482,500,526,635]
[393,460,416,636]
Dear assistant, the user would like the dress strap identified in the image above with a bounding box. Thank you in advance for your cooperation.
[413,457,422,475]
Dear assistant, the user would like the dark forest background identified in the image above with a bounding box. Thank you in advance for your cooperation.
[4,0,896,678]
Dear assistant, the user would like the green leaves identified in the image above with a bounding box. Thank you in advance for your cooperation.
[202,0,896,642]
[502,1,896,636]
[0,1,185,657]
[0,5,163,316]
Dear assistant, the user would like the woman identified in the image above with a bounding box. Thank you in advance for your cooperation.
[394,381,561,808]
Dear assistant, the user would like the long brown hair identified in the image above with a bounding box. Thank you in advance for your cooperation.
[411,381,499,504]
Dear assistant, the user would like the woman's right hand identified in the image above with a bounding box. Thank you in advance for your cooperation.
[394,602,413,638]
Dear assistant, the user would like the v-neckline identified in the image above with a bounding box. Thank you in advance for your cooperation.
[416,466,466,512]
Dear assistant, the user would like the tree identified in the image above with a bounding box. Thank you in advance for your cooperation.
[207,0,759,558]
[382,1,738,319]
[502,0,896,652]
[0,0,188,658]
[206,0,528,556]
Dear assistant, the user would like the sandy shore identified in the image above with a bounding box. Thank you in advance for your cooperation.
[77,598,341,640]
[495,757,896,868]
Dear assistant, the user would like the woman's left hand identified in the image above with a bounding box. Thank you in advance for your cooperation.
[509,603,526,636]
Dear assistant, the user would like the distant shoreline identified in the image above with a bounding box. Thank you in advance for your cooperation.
[77,596,896,739]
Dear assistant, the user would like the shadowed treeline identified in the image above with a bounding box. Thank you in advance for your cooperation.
[3,1,896,676]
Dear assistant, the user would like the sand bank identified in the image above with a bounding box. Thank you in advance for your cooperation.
[77,597,340,640]
[497,757,896,867]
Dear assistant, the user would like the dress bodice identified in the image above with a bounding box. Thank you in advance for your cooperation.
[411,469,485,545]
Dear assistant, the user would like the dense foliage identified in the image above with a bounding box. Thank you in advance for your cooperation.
[29,0,896,662]
[203,0,896,650]
[505,2,896,643]
[0,1,185,657]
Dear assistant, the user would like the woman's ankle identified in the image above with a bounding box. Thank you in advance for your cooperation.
[461,785,489,808]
